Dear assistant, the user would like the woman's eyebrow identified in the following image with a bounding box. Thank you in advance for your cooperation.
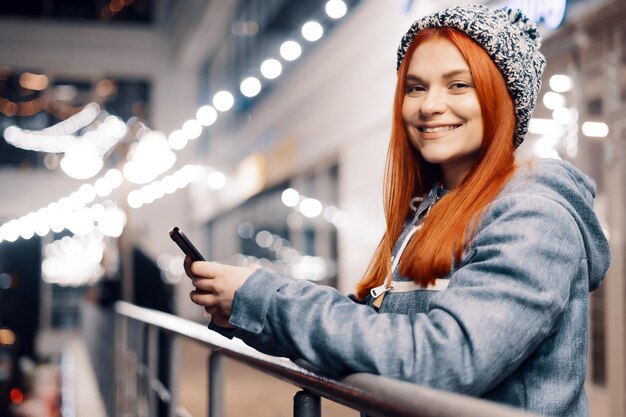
[405,74,422,82]
[442,69,472,78]
[406,69,472,82]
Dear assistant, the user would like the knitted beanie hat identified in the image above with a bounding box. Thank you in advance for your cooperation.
[397,4,546,148]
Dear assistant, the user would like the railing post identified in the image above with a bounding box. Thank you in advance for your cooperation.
[294,390,321,417]
[132,319,140,415]
[138,322,147,417]
[104,308,116,417]
[168,336,179,417]
[116,314,128,417]
[208,351,223,417]
[147,326,158,417]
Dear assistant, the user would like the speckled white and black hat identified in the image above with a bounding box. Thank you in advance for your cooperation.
[397,4,546,148]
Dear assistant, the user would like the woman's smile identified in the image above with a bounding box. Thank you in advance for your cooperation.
[417,124,463,139]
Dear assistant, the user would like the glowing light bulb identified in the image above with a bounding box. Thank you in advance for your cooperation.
[260,59,282,80]
[281,188,300,207]
[581,122,609,138]
[168,130,188,150]
[302,21,324,42]
[325,0,347,19]
[549,74,573,93]
[280,41,302,61]
[213,91,234,112]
[299,198,323,218]
[182,119,203,139]
[196,105,218,126]
[60,142,103,180]
[543,92,565,110]
[240,77,262,97]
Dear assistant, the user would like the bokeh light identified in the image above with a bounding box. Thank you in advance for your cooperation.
[302,21,324,41]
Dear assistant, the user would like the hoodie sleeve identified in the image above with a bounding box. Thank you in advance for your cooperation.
[212,192,585,395]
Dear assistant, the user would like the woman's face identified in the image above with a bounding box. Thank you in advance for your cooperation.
[402,37,483,189]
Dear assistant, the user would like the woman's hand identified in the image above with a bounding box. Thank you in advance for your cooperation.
[184,256,260,328]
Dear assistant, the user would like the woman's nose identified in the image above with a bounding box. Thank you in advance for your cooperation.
[419,89,446,117]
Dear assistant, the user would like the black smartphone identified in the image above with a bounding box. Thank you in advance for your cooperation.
[169,226,206,261]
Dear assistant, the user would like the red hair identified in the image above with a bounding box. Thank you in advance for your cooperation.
[356,28,516,299]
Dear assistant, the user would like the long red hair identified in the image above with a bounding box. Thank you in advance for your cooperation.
[355,28,516,299]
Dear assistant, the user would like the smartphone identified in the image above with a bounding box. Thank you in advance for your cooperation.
[169,226,206,261]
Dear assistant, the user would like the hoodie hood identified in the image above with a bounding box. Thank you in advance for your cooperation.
[517,159,611,291]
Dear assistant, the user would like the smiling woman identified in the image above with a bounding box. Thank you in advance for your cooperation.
[401,37,485,190]
[184,5,611,417]
[378,26,517,288]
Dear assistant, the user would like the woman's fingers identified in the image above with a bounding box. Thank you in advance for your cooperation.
[205,306,220,316]
[205,306,235,329]
[184,256,195,278]
[191,277,215,292]
[211,314,234,328]
[189,289,219,307]
[186,260,260,282]
[185,260,257,326]
[190,261,228,278]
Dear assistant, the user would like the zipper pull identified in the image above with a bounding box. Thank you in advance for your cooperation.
[371,282,395,309]
[370,282,394,298]
[371,255,396,308]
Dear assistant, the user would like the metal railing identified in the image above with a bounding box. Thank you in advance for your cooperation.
[84,300,541,417]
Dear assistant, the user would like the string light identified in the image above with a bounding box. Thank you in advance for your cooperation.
[126,164,225,209]
[100,0,135,21]
[207,171,226,189]
[0,97,44,117]
[3,103,106,153]
[43,0,345,172]
[240,77,262,97]
[260,59,282,79]
[1,1,353,248]
[543,92,566,110]
[19,72,49,91]
[0,168,125,243]
[302,21,324,41]
[42,232,106,286]
[280,187,348,227]
[60,142,104,180]
[3,103,126,180]
[280,41,302,61]
[0,328,16,346]
[212,91,235,112]
[231,227,336,281]
[196,105,218,126]
[325,0,348,19]
[281,188,300,206]
[156,253,186,284]
[552,107,576,125]
[183,1,347,140]
[168,130,188,150]
[299,198,323,218]
[123,131,176,184]
[581,121,609,138]
[182,119,203,139]
[549,74,573,93]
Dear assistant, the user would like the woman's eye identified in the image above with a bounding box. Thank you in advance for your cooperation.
[450,82,471,89]
[405,85,425,94]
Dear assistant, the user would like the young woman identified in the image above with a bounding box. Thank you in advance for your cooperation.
[185,5,611,416]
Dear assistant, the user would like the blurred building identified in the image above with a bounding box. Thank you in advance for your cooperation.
[0,0,624,416]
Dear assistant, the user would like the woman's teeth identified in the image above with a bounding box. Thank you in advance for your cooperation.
[420,125,458,133]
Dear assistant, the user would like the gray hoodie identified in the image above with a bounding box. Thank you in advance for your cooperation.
[212,158,611,417]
